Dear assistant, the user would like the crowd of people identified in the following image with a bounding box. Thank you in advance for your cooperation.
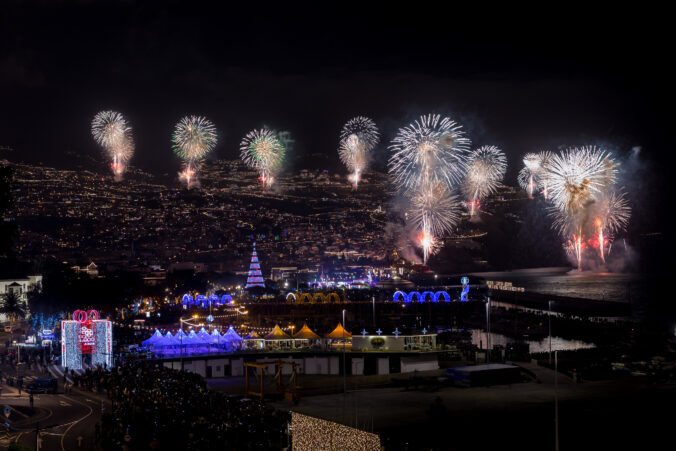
[73,361,290,450]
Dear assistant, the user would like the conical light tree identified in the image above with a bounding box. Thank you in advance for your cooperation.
[245,243,265,288]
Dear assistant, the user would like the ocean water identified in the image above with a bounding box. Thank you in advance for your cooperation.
[470,267,649,303]
[471,329,596,353]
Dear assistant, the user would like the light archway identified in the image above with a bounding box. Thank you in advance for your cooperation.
[435,291,451,303]
[393,291,407,303]
[407,291,422,304]
[421,291,436,303]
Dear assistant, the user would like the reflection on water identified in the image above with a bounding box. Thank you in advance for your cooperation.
[471,329,595,353]
[469,267,647,303]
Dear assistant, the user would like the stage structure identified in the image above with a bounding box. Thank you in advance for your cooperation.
[61,310,113,370]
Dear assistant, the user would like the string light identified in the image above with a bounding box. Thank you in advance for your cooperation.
[291,412,380,451]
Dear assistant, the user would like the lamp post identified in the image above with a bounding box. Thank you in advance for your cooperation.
[16,343,21,394]
[554,350,559,451]
[342,309,346,394]
[371,296,375,328]
[485,296,491,363]
[179,319,184,371]
[548,301,553,366]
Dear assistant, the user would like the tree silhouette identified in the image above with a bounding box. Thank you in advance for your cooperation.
[1,290,27,325]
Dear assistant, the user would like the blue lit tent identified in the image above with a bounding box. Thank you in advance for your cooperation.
[173,329,188,352]
[198,327,211,341]
[223,326,243,342]
[222,326,243,351]
[209,328,222,345]
[142,329,164,347]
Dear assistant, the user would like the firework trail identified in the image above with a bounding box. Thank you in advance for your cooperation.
[591,191,631,263]
[91,111,134,179]
[518,153,540,198]
[543,146,621,270]
[536,151,554,198]
[240,128,286,188]
[338,116,380,188]
[388,114,471,263]
[409,183,461,262]
[462,145,507,216]
[172,116,217,189]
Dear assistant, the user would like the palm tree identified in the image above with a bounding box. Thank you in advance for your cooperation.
[1,290,27,326]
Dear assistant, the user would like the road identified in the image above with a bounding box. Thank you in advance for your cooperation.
[1,384,108,451]
[0,355,109,451]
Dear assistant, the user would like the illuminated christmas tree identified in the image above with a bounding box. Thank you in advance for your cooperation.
[245,242,265,288]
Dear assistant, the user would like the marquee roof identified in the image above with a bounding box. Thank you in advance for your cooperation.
[293,324,320,340]
[265,324,291,340]
[326,323,351,339]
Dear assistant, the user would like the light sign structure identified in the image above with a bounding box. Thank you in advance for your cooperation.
[61,310,113,370]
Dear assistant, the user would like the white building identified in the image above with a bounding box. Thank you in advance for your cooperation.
[0,275,42,322]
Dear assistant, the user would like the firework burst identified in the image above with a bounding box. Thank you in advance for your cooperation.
[388,114,470,263]
[409,183,461,262]
[240,128,286,188]
[592,191,631,262]
[91,111,134,179]
[462,145,507,216]
[338,116,380,188]
[543,146,622,270]
[543,146,617,214]
[389,114,471,194]
[518,153,541,198]
[172,116,217,189]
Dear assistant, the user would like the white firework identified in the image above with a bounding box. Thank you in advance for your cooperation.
[542,146,617,215]
[91,110,134,178]
[92,111,130,149]
[462,145,507,215]
[388,114,470,263]
[338,116,380,188]
[172,116,218,161]
[388,114,471,195]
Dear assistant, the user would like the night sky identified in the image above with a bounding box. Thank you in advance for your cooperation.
[1,3,672,199]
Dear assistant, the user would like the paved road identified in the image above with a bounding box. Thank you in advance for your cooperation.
[1,385,108,451]
[272,362,675,450]
[0,360,109,451]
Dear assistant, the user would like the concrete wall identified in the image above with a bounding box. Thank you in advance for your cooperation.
[400,355,439,373]
[377,358,389,375]
[351,357,364,375]
[160,352,438,378]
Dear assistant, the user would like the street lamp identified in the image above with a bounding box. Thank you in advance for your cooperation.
[554,350,559,451]
[485,296,491,363]
[179,318,184,371]
[371,296,376,328]
[342,309,346,394]
[548,300,553,366]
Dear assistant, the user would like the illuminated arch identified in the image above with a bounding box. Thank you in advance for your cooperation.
[299,293,314,304]
[221,294,234,305]
[182,294,193,306]
[209,294,219,307]
[421,291,435,303]
[408,291,422,304]
[326,292,341,304]
[196,295,207,308]
[313,293,327,304]
[393,291,407,303]
[286,293,297,304]
[435,291,451,303]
